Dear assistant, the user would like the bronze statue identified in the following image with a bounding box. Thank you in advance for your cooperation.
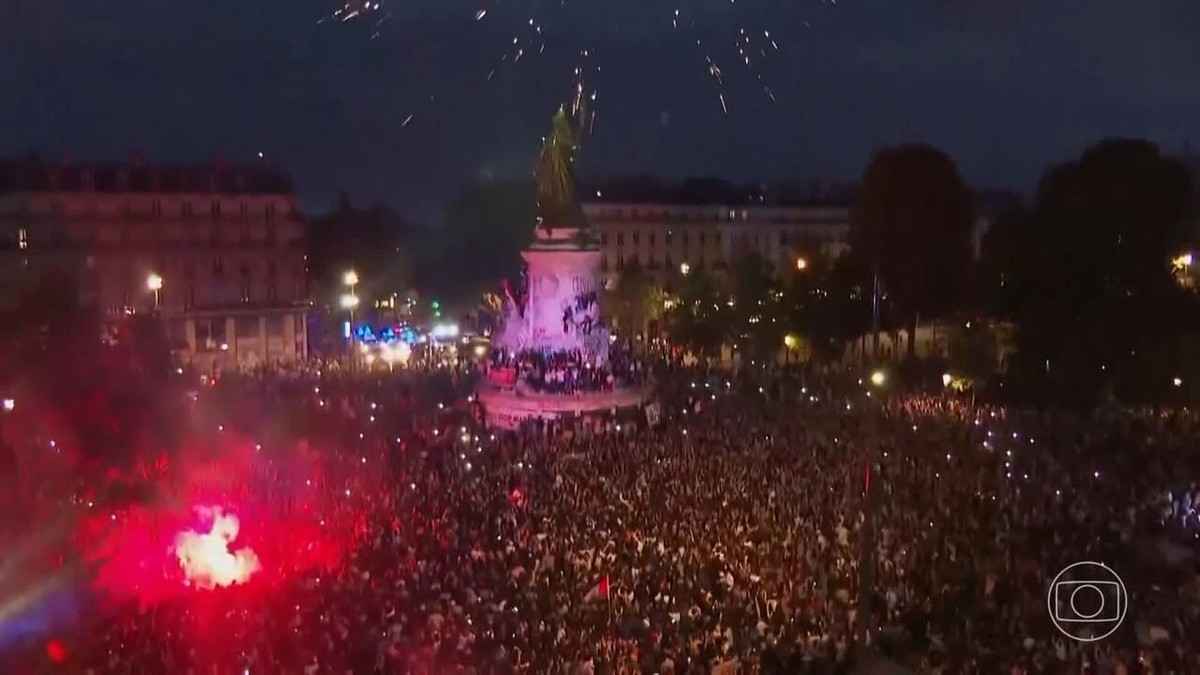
[534,106,583,235]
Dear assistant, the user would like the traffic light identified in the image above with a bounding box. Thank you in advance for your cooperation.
[431,300,441,318]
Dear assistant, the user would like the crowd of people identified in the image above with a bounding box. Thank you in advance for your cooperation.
[1,360,1199,673]
[487,345,646,395]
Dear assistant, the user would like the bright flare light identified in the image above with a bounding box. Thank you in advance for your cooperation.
[146,273,163,291]
[173,506,260,590]
[870,370,886,387]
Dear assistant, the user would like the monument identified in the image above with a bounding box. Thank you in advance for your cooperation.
[478,108,645,429]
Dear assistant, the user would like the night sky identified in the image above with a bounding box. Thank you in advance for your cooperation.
[3,0,1199,219]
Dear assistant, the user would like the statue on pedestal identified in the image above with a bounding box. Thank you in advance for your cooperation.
[534,106,587,239]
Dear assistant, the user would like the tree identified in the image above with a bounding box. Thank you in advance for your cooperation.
[852,145,975,359]
[603,262,663,336]
[726,254,786,360]
[783,258,873,363]
[308,194,413,306]
[666,268,727,358]
[946,319,998,387]
[987,139,1199,403]
[418,179,536,305]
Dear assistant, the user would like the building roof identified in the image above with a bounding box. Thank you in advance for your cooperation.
[582,177,856,208]
[0,155,294,195]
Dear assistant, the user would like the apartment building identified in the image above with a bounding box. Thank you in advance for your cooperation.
[0,155,309,370]
[581,180,853,289]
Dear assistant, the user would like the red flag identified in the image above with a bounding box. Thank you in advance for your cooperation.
[584,575,610,602]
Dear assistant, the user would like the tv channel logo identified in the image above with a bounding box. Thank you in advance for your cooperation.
[1046,561,1128,642]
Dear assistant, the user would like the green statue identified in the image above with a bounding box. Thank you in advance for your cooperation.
[535,106,584,234]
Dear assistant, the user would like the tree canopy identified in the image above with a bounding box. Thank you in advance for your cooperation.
[983,138,1199,403]
[308,194,412,305]
[417,179,536,305]
[851,144,975,357]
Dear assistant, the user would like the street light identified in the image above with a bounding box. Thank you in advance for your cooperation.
[1173,376,1183,388]
[795,257,808,271]
[870,369,886,387]
[942,373,953,388]
[146,273,163,308]
[339,294,360,310]
[343,270,359,287]
[679,262,691,276]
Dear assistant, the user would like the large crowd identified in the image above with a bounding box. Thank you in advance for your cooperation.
[487,345,645,395]
[2,361,1199,673]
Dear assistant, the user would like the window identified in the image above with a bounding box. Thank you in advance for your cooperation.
[268,283,278,302]
[600,232,609,245]
[616,255,624,269]
[182,201,193,219]
[212,257,225,278]
[265,204,276,223]
[185,285,195,309]
[632,232,640,245]
[196,320,214,351]
[240,203,248,221]
[648,233,655,246]
[239,265,251,303]
[617,233,624,246]
[18,228,27,250]
[211,201,221,220]
[152,199,162,219]
[600,256,608,272]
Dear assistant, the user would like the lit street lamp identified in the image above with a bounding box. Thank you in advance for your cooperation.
[795,256,808,271]
[679,262,691,276]
[146,273,163,309]
[869,369,886,387]
[342,269,360,371]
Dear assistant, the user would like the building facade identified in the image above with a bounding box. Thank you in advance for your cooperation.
[0,156,309,371]
[581,182,853,289]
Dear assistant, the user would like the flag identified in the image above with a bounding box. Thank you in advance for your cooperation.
[584,575,610,602]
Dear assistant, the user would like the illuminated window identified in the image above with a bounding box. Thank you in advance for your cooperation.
[18,228,28,250]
